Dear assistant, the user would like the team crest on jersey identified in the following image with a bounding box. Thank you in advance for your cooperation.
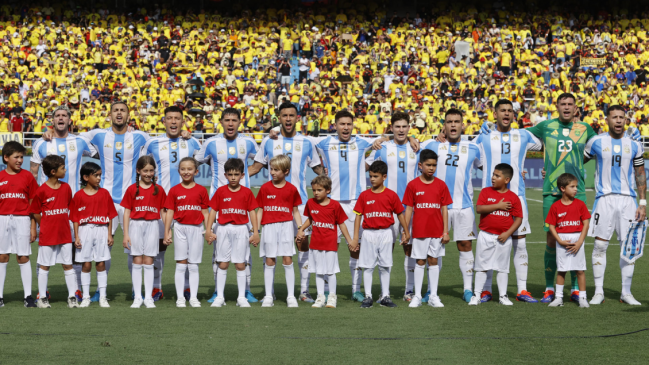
[409,152,415,159]
[228,147,236,155]
[350,143,357,150]
[181,141,187,149]
[218,149,225,155]
[491,135,499,140]
[274,145,282,150]
[450,145,458,153]
[551,130,558,136]
[575,130,581,137]
[126,142,133,150]
[239,146,245,154]
[340,144,347,150]
[503,134,510,142]
[614,145,621,153]
[513,134,519,142]
[562,129,569,136]
[171,142,178,150]
[295,143,302,152]
[116,142,123,150]
[58,144,66,152]
[461,146,467,154]
[285,143,291,151]
[398,151,405,158]
[624,145,630,154]
[68,142,76,152]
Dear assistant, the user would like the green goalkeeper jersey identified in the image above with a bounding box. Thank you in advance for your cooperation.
[526,118,597,197]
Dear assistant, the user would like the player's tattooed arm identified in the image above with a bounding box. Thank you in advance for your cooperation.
[312,165,324,175]
[634,164,646,221]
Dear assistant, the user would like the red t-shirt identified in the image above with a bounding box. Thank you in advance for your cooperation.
[402,177,452,238]
[70,188,118,225]
[353,187,404,230]
[477,187,523,235]
[210,185,259,225]
[0,169,38,216]
[545,198,591,233]
[164,184,209,225]
[120,183,167,220]
[30,182,73,246]
[256,181,302,225]
[304,198,347,251]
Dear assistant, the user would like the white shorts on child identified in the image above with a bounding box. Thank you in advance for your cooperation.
[449,207,478,241]
[260,221,295,258]
[173,222,204,264]
[588,194,636,241]
[411,237,444,260]
[359,228,394,268]
[308,249,340,275]
[474,231,512,273]
[37,243,73,266]
[556,233,587,272]
[0,215,31,256]
[76,225,111,262]
[215,224,250,264]
[129,220,160,257]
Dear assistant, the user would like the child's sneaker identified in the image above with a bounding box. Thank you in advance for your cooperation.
[176,299,186,308]
[152,288,164,301]
[499,295,513,306]
[463,290,473,303]
[325,293,337,308]
[299,292,315,303]
[236,297,250,307]
[422,290,431,303]
[480,291,493,303]
[516,290,539,303]
[403,291,414,302]
[379,296,397,308]
[286,296,299,308]
[189,298,201,308]
[130,298,143,308]
[352,291,364,302]
[620,294,641,305]
[540,290,555,303]
[207,292,218,303]
[312,294,326,308]
[468,295,481,306]
[99,297,110,308]
[360,296,373,308]
[408,296,422,308]
[427,296,444,308]
[37,298,51,308]
[24,295,37,308]
[79,297,91,308]
[211,297,225,308]
[589,293,605,305]
[143,298,156,308]
[570,291,580,302]
[261,296,274,307]
[245,290,258,303]
[67,297,79,308]
[579,297,590,308]
[90,290,100,302]
[548,297,564,307]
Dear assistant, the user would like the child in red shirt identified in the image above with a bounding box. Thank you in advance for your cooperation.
[30,155,76,308]
[470,163,523,306]
[206,158,259,308]
[70,162,118,308]
[121,156,167,309]
[255,155,302,308]
[297,175,352,309]
[0,141,39,308]
[545,173,591,308]
[402,150,452,308]
[163,157,209,308]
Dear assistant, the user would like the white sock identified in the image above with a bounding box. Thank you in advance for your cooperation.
[459,251,474,291]
[328,274,337,295]
[73,264,82,289]
[349,258,361,293]
[19,262,32,298]
[143,264,154,300]
[363,267,374,298]
[316,274,325,295]
[81,271,91,298]
[414,264,425,298]
[187,264,199,300]
[38,268,49,299]
[379,266,390,298]
[175,264,187,301]
[404,256,415,293]
[579,290,587,298]
[245,253,252,292]
[512,237,528,293]
[483,270,493,292]
[620,259,635,296]
[298,251,310,293]
[132,264,143,300]
[284,263,295,298]
[428,264,440,298]
[0,262,7,297]
[64,269,76,298]
[216,268,227,299]
[474,271,486,297]
[496,272,508,297]
[264,264,275,297]
[236,270,246,298]
[153,251,165,289]
[592,239,608,294]
[97,270,107,298]
[556,284,564,298]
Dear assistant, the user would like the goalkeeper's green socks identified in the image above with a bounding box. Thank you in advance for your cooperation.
[544,246,557,290]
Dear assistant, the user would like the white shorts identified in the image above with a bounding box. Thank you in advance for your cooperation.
[474,231,512,273]
[588,194,636,242]
[308,249,340,275]
[76,225,111,263]
[37,243,73,266]
[215,224,250,264]
[448,207,477,241]
[513,196,531,236]
[359,228,394,268]
[556,233,586,272]
[173,222,204,264]
[112,203,125,235]
[411,237,444,260]
[338,200,361,242]
[294,204,311,236]
[129,220,160,257]
[260,221,295,258]
[0,215,31,256]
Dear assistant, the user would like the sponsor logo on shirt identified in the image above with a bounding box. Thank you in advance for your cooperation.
[558,212,567,218]
[416,191,425,196]
[274,145,282,150]
[79,216,111,224]
[313,221,335,230]
[416,203,440,209]
[223,198,231,201]
[177,205,202,211]
[365,211,391,218]
[0,193,26,199]
[551,130,558,136]
[311,210,319,214]
[267,195,276,199]
[488,198,496,202]
[135,206,159,213]
[78,206,86,211]
[44,208,69,216]
[263,206,290,213]
[0,181,7,186]
[136,196,145,200]
[490,210,510,217]
[177,195,186,200]
[221,208,246,215]
[557,220,581,228]
[329,145,337,151]
[46,197,55,203]
[366,200,375,204]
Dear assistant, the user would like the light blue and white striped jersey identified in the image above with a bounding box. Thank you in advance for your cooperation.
[421,140,482,210]
[143,136,202,193]
[254,134,321,203]
[366,141,419,201]
[474,129,542,196]
[82,129,150,203]
[314,136,377,201]
[585,135,644,198]
[31,135,97,192]
[195,134,259,197]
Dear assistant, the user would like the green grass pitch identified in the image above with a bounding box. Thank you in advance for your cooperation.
[0,189,647,364]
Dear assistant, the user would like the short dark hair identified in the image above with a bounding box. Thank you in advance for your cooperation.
[278,102,298,114]
[2,140,25,160]
[557,173,578,190]
[42,155,65,178]
[334,110,355,123]
[311,175,332,191]
[391,111,409,125]
[224,158,244,173]
[369,160,388,175]
[444,108,463,120]
[222,108,241,120]
[557,93,576,103]
[164,105,184,117]
[494,99,513,110]
[420,149,438,163]
[607,104,626,116]
[494,163,514,179]
[80,161,102,187]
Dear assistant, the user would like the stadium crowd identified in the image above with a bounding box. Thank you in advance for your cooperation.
[2,2,649,143]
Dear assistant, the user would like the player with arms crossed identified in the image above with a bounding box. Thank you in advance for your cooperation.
[584,105,646,305]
